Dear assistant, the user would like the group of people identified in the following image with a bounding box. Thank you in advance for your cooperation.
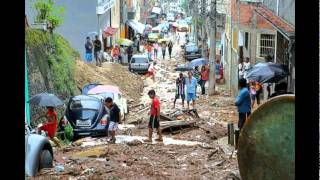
[85,35,102,66]
[85,35,136,66]
[173,66,210,109]
[144,40,174,60]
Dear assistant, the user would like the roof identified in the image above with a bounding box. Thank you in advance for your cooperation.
[132,54,148,58]
[255,6,295,39]
[231,0,274,30]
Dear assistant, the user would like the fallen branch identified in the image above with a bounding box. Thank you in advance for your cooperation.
[137,107,149,114]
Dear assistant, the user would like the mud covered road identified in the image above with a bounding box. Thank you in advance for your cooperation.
[30,33,241,180]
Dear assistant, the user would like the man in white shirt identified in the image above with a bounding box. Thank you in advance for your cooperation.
[239,61,245,79]
[243,57,251,81]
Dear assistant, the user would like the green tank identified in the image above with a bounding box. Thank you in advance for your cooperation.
[237,95,295,180]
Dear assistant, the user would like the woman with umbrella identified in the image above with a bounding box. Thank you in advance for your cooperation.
[29,93,64,146]
[35,106,58,140]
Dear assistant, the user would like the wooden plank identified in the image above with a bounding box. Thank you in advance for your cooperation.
[160,113,174,121]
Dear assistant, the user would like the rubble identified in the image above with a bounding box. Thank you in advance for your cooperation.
[33,36,240,180]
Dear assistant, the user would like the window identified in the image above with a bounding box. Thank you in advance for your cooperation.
[257,34,275,57]
[70,100,100,110]
[131,58,148,63]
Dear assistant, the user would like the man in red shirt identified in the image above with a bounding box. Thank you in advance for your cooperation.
[144,90,163,142]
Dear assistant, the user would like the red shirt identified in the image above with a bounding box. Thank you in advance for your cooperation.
[39,110,58,139]
[201,69,209,80]
[150,97,160,116]
[146,45,153,52]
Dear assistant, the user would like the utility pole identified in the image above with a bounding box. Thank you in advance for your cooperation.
[201,0,206,57]
[193,0,198,46]
[208,0,216,95]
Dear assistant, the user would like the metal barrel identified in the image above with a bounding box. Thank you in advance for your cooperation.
[237,95,295,180]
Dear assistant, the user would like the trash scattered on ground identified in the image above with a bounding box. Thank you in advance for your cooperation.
[55,164,65,173]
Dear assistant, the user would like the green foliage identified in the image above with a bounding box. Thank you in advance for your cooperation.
[25,29,78,98]
[33,0,64,30]
[64,124,74,141]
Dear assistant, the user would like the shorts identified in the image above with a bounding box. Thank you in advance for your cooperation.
[108,121,119,131]
[175,93,185,100]
[148,116,159,129]
[187,93,196,102]
[251,94,256,101]
[85,53,93,61]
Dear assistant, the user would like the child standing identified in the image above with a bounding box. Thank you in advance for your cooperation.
[250,81,257,108]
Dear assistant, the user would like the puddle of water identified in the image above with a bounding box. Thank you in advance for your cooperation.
[115,135,205,146]
[118,124,135,130]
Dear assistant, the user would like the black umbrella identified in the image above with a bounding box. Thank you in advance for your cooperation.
[174,64,193,72]
[245,62,289,83]
[28,93,64,107]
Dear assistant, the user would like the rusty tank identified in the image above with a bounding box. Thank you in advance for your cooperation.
[237,95,295,180]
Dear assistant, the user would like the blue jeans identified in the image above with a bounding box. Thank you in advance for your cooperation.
[148,52,152,60]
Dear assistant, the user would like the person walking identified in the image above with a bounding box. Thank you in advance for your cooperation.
[243,57,251,81]
[112,45,120,63]
[199,66,209,95]
[93,35,102,66]
[185,71,197,110]
[173,73,186,108]
[85,37,93,62]
[127,45,133,63]
[104,97,121,143]
[145,43,153,60]
[235,78,251,130]
[161,42,167,60]
[153,42,159,59]
[249,81,257,108]
[255,82,263,106]
[119,45,125,64]
[176,33,180,45]
[238,60,245,79]
[144,90,163,142]
[192,66,201,96]
[168,40,173,59]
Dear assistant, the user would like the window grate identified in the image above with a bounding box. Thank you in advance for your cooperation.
[259,34,275,57]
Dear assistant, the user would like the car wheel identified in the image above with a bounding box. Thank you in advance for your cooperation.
[39,149,53,170]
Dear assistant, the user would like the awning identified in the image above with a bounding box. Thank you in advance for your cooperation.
[103,27,118,37]
[152,7,161,14]
[126,20,145,34]
[255,6,295,39]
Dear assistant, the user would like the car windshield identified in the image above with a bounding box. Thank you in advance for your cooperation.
[131,58,148,63]
[186,45,198,52]
[70,99,100,110]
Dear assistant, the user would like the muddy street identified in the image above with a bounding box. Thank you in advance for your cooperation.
[30,33,240,180]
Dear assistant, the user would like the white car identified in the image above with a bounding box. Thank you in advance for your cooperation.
[90,92,128,121]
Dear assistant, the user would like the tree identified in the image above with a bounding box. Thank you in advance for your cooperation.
[33,0,64,32]
[208,0,216,95]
